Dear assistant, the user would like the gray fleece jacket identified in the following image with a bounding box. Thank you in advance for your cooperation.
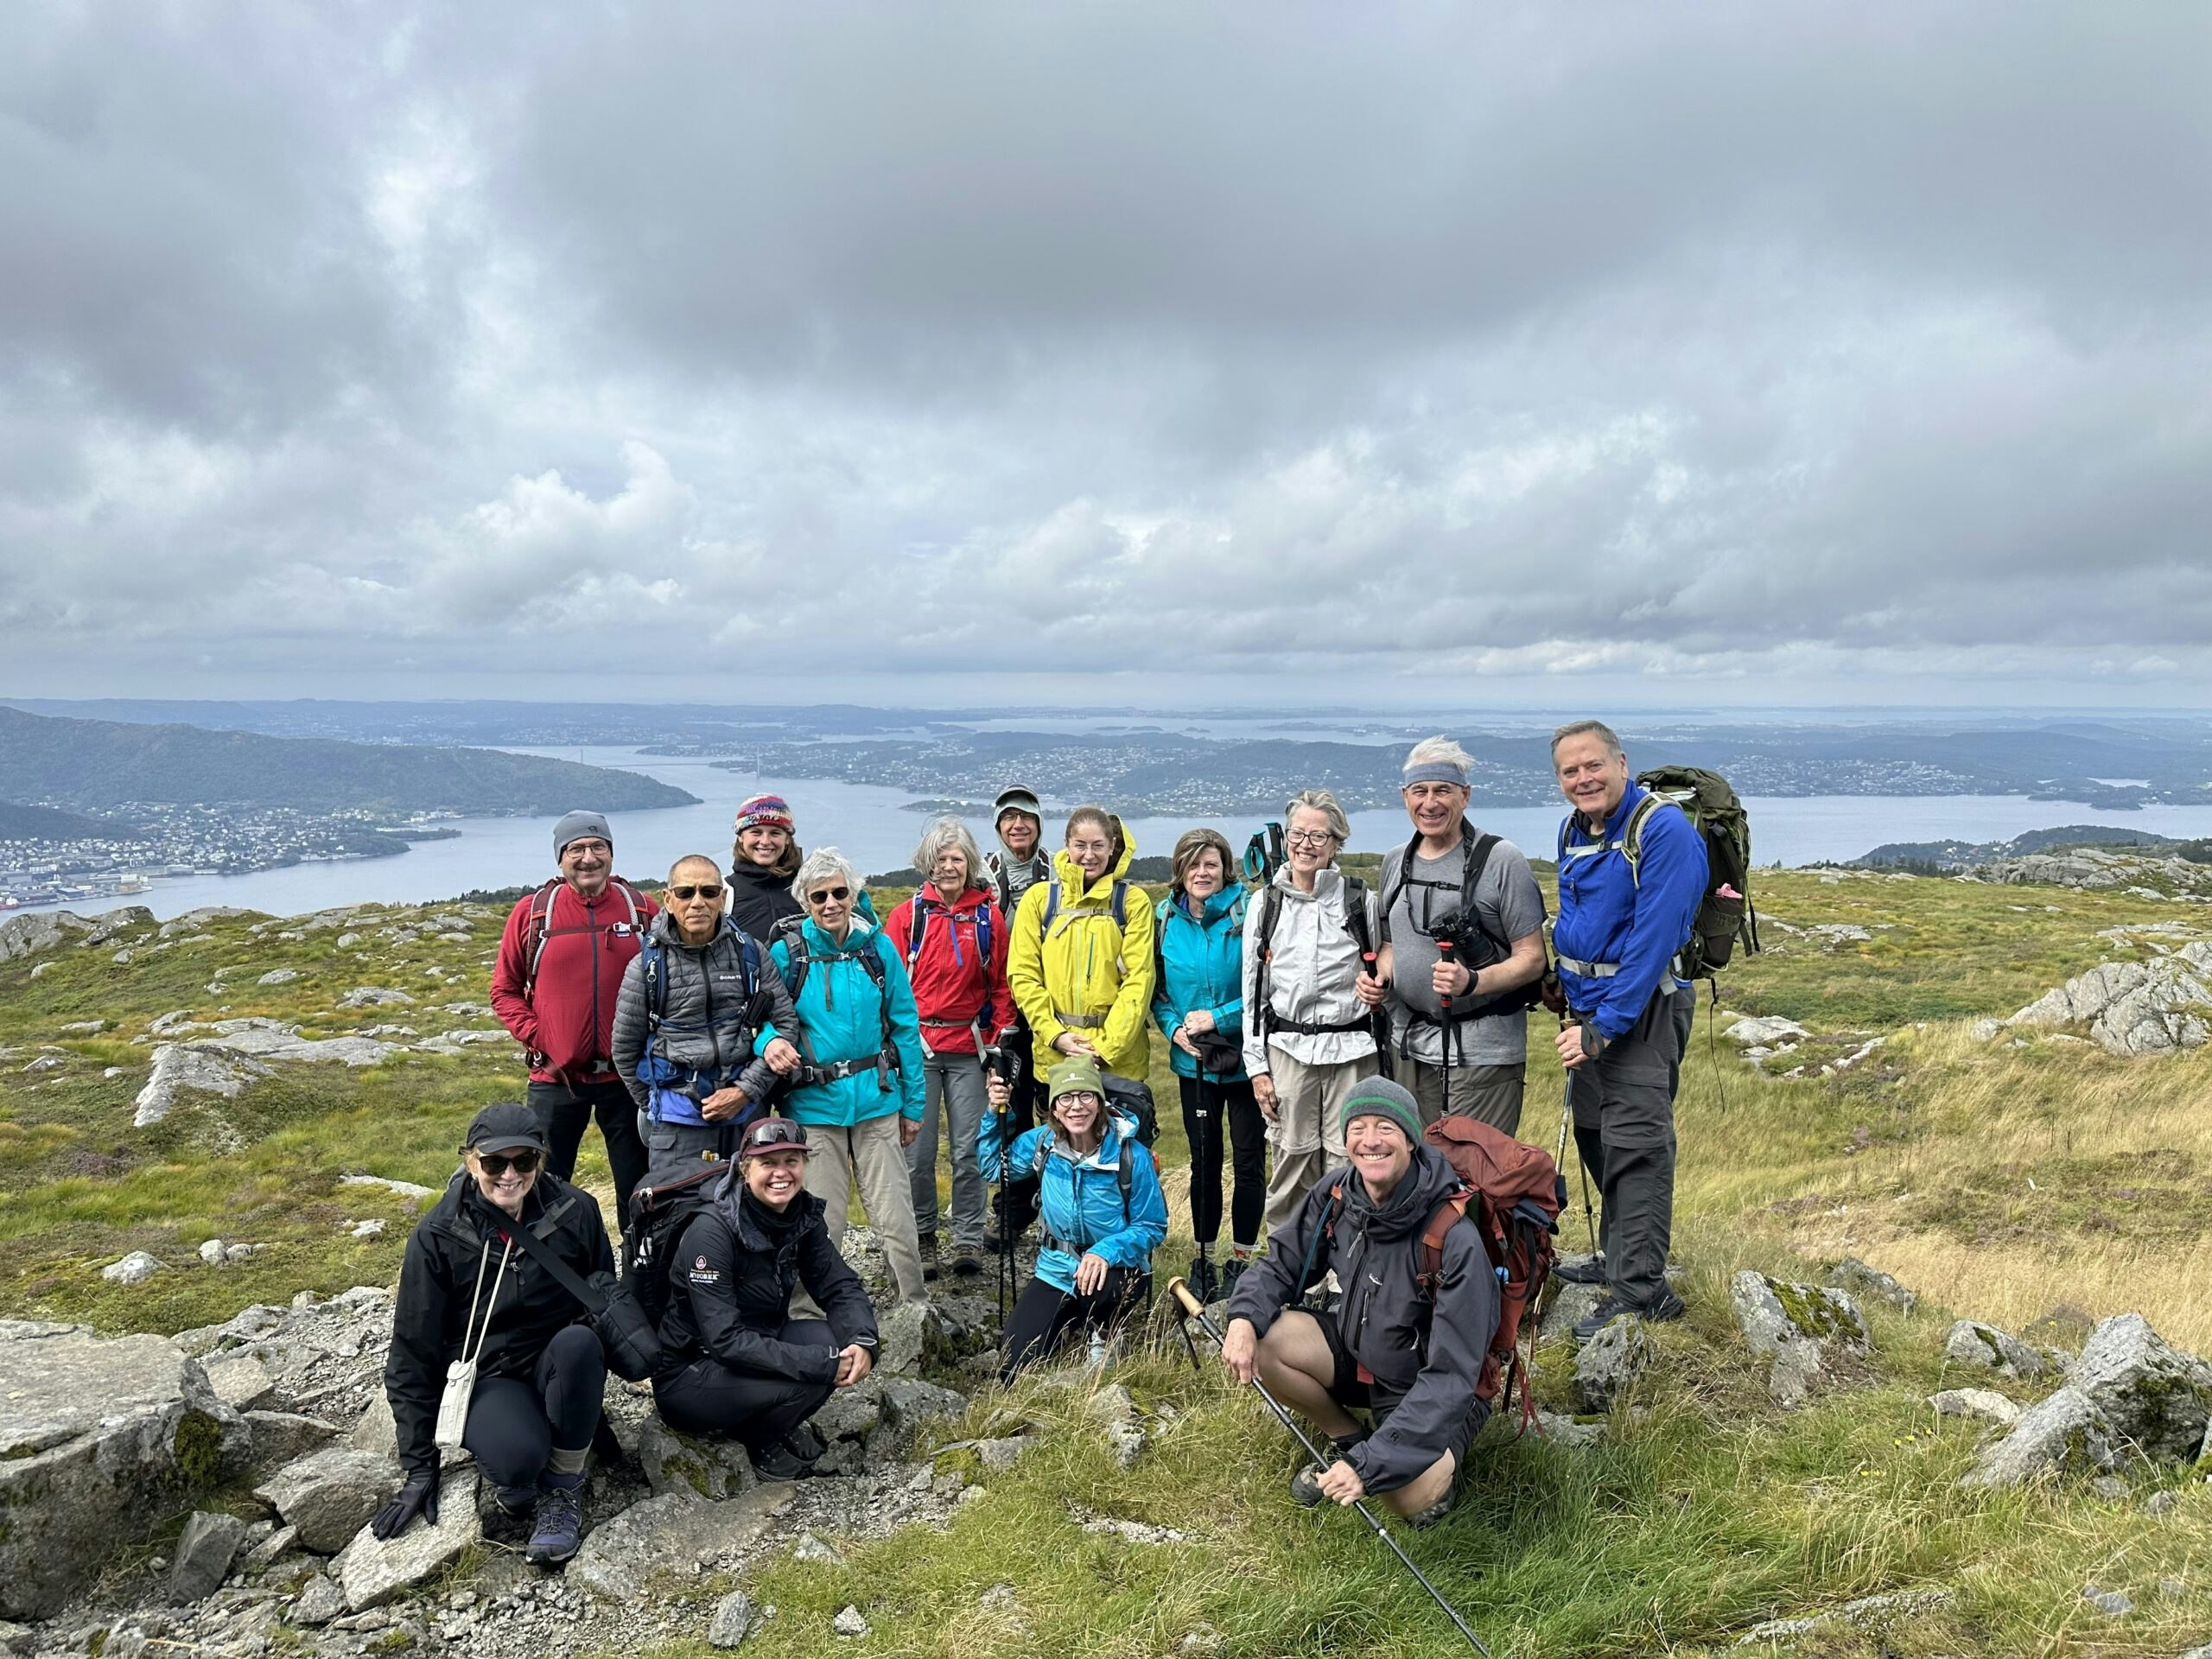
[610,912,799,1119]
[1224,1144,1499,1493]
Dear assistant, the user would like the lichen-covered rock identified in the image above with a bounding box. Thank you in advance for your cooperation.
[1573,1317,1655,1414]
[878,1376,968,1442]
[133,1043,272,1127]
[2069,1313,2212,1464]
[1961,1386,2120,1488]
[0,908,96,960]
[0,1325,249,1619]
[1730,1271,1869,1408]
[877,1300,950,1376]
[1539,1281,1605,1342]
[570,1485,795,1603]
[709,1588,755,1648]
[1945,1319,2050,1379]
[329,1469,478,1611]
[101,1250,168,1285]
[1826,1256,1917,1313]
[254,1446,398,1553]
[636,1418,759,1500]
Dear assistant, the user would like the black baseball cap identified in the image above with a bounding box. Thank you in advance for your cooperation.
[737,1117,812,1160]
[463,1102,548,1156]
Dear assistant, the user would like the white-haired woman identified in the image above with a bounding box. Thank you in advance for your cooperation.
[766,849,930,1303]
[885,817,1013,1280]
[1241,788,1387,1236]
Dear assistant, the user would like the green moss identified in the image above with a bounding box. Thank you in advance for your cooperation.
[171,1407,226,1490]
[1769,1279,1858,1342]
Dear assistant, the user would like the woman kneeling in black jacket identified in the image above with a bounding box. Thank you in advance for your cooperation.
[378,1103,613,1565]
[652,1116,880,1477]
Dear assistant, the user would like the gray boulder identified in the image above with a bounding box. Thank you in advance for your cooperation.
[1730,1271,1869,1408]
[329,1469,479,1611]
[290,1574,346,1626]
[810,1377,884,1445]
[879,1376,969,1442]
[0,1324,248,1619]
[709,1589,755,1648]
[1538,1281,1605,1342]
[571,1484,796,1603]
[168,1511,249,1603]
[1929,1389,2020,1429]
[2070,1313,2212,1463]
[254,1446,397,1553]
[1961,1386,2119,1489]
[203,1352,277,1410]
[338,987,416,1009]
[1573,1318,1655,1414]
[636,1419,759,1500]
[100,1250,168,1285]
[877,1301,950,1376]
[1825,1256,1917,1313]
[1945,1319,2049,1380]
[244,1412,344,1478]
[134,1042,272,1127]
[0,908,95,959]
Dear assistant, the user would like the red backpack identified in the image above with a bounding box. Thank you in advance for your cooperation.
[1415,1115,1564,1427]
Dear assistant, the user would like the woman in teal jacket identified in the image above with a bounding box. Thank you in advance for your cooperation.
[1150,829,1263,1307]
[767,849,929,1305]
[981,1056,1166,1382]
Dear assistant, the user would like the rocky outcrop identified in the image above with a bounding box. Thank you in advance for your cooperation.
[330,1469,480,1611]
[1929,1389,2020,1429]
[570,1485,795,1604]
[0,1323,249,1619]
[1827,1256,1917,1313]
[1976,849,2212,895]
[255,1447,398,1553]
[1730,1272,1870,1408]
[134,1022,405,1128]
[1573,1318,1655,1413]
[2009,945,2212,1056]
[1963,1313,2212,1487]
[1961,1386,2118,1489]
[0,910,98,959]
[1944,1319,2049,1380]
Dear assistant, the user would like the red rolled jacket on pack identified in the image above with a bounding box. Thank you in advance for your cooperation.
[489,879,659,1084]
[881,884,1011,1057]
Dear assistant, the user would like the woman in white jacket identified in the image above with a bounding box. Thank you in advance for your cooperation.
[1242,788,1387,1237]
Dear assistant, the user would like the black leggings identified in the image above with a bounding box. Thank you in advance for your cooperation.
[463,1324,607,1499]
[652,1320,838,1454]
[1000,1268,1149,1384]
[1179,1074,1266,1247]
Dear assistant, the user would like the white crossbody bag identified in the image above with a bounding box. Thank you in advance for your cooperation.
[435,1236,512,1452]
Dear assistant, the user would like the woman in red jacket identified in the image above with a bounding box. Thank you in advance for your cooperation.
[887,817,1013,1280]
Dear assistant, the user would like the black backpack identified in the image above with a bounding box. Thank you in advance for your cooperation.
[1626,767,1759,979]
[1378,822,1543,1019]
[620,1164,728,1339]
[1100,1070,1160,1148]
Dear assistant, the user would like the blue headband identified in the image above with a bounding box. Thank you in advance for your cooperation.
[1402,760,1468,787]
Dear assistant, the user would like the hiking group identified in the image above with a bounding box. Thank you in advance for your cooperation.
[375,720,1748,1582]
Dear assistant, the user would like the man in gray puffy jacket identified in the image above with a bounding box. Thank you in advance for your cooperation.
[1219,1077,1497,1525]
[611,855,804,1183]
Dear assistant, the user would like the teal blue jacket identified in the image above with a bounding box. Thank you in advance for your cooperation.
[977,1112,1166,1294]
[1149,888,1249,1082]
[763,917,926,1127]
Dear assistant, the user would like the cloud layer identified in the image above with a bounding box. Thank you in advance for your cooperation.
[3,3,2208,703]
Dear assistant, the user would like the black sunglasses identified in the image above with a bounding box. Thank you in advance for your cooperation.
[670,884,724,900]
[806,886,851,904]
[477,1148,542,1179]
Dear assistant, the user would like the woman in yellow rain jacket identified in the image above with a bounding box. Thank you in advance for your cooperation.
[1007,805,1155,1080]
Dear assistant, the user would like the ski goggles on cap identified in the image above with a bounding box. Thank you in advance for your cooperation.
[738,1118,811,1159]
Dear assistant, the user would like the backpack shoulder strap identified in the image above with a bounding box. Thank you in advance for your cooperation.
[640,940,667,1027]
[1117,1139,1135,1225]
[524,879,563,993]
[1339,874,1376,957]
[1031,1131,1052,1181]
[906,900,931,969]
[1039,874,1062,936]
[774,917,810,999]
[613,880,643,931]
[1416,1187,1477,1297]
[1618,794,1672,889]
[1380,830,1422,923]
[735,932,761,1002]
[1111,879,1130,930]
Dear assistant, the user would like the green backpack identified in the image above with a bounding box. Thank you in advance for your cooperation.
[1625,766,1758,979]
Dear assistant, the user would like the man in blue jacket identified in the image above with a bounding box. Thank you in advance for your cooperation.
[1550,721,1704,1340]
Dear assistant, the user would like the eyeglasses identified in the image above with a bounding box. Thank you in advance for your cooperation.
[562,839,610,856]
[670,884,724,900]
[477,1149,541,1179]
[806,886,851,904]
[1286,830,1338,848]
[1054,1090,1101,1109]
[747,1121,808,1149]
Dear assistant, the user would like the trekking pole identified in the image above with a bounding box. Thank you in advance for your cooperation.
[1437,938,1457,1105]
[1558,1018,1599,1254]
[1167,1279,1495,1659]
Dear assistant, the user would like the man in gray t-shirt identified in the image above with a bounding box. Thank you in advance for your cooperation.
[1378,738,1548,1134]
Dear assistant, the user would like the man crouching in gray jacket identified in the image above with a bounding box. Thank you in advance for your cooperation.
[1219,1077,1497,1526]
[612,855,804,1179]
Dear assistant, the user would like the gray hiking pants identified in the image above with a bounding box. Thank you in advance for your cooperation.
[1567,983,1694,1309]
[908,1052,989,1255]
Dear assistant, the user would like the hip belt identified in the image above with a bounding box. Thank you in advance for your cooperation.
[1557,957,1621,977]
[1268,1013,1370,1037]
[792,1055,891,1089]
[1055,1011,1107,1029]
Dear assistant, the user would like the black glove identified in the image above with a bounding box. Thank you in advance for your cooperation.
[370,1469,440,1539]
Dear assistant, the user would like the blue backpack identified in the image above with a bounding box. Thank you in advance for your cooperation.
[634,932,768,1109]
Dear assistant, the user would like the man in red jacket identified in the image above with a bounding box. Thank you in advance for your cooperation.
[490,810,658,1232]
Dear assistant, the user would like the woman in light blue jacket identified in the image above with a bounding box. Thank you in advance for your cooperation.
[981,1055,1166,1382]
[1151,829,1263,1307]
[766,849,929,1304]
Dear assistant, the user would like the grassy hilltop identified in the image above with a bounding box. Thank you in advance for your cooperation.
[2,866,2208,1656]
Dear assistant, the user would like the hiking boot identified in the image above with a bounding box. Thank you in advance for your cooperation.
[1551,1253,1607,1286]
[751,1438,810,1480]
[524,1478,584,1566]
[1185,1253,1221,1306]
[918,1233,942,1283]
[1641,1288,1687,1323]
[1217,1257,1250,1304]
[785,1422,828,1465]
[1573,1289,1685,1342]
[1404,1490,1457,1529]
[482,1483,534,1542]
[950,1250,983,1279]
[1289,1464,1327,1508]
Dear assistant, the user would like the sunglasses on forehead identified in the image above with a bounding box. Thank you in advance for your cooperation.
[746,1121,809,1149]
[476,1148,541,1179]
[670,883,724,900]
[806,886,851,904]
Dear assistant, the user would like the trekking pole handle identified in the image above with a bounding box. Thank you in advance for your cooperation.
[1438,938,1455,1014]
[1168,1275,1205,1319]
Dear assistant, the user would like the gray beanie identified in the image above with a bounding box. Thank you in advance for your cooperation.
[1339,1077,1423,1146]
[553,810,612,861]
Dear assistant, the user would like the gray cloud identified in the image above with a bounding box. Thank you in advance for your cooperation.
[1,1,2209,703]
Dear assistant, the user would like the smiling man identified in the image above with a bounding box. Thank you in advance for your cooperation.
[1377,736,1548,1134]
[1549,720,1705,1339]
[1217,1077,1498,1527]
[491,810,658,1231]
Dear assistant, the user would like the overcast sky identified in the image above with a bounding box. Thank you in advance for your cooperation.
[3,3,2208,710]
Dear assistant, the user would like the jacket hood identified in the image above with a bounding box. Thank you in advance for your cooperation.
[918,881,995,916]
[728,860,796,894]
[646,909,750,951]
[1341,1143,1459,1243]
[1173,886,1243,927]
[1051,825,1136,899]
[1268,861,1349,905]
[799,914,877,956]
[711,1163,829,1249]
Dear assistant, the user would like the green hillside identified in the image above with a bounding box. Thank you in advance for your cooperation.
[1,867,2207,1656]
[0,705,698,815]
[0,799,130,840]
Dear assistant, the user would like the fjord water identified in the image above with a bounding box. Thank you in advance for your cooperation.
[119,746,2212,921]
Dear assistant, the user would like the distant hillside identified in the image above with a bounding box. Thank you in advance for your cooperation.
[0,707,698,816]
[1853,823,2195,870]
[0,800,131,841]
